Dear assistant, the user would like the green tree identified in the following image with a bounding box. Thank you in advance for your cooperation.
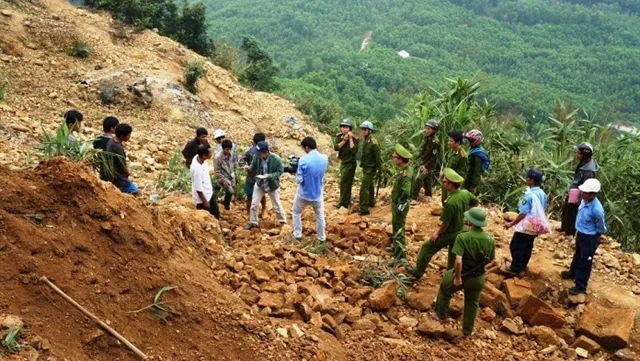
[239,36,279,92]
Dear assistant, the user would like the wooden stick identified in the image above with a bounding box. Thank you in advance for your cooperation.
[40,276,148,360]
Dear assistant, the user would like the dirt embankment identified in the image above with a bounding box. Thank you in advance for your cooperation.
[0,159,344,361]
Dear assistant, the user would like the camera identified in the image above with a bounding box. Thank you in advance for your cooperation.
[284,155,300,174]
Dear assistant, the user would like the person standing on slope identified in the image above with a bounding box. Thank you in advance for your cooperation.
[292,137,329,250]
[437,131,468,212]
[240,133,267,217]
[409,168,479,279]
[463,129,489,195]
[559,142,599,236]
[388,144,415,262]
[333,119,359,209]
[434,207,495,336]
[245,141,287,230]
[504,169,548,276]
[357,121,382,216]
[561,178,606,295]
[182,128,209,169]
[412,119,439,203]
[214,139,237,211]
[190,144,220,220]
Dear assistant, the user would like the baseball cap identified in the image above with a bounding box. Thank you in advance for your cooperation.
[524,169,543,182]
[256,141,269,152]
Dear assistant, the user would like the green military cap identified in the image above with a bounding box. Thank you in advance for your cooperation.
[464,207,488,227]
[394,144,412,160]
[443,167,464,183]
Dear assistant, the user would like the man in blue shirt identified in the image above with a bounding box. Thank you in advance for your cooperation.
[561,178,606,295]
[292,137,329,249]
[504,169,548,276]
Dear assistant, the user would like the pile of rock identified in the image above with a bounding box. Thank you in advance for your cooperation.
[0,314,51,361]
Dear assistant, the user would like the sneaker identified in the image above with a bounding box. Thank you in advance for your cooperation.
[333,203,342,209]
[560,270,575,280]
[568,286,586,295]
[502,265,524,278]
[244,223,257,230]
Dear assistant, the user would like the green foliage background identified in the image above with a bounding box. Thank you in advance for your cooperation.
[204,0,640,123]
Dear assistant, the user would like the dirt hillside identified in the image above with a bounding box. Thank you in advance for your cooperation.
[0,0,330,191]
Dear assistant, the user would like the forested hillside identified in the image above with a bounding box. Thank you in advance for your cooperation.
[205,0,640,124]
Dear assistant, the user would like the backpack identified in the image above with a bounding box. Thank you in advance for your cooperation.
[469,146,490,172]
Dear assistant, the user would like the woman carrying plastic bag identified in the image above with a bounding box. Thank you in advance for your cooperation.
[503,169,550,276]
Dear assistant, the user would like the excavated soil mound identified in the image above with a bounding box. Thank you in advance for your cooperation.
[0,158,333,361]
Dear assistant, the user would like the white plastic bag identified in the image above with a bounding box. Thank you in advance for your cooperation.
[514,191,551,235]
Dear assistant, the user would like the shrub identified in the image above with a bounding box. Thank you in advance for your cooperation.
[1,328,21,354]
[184,61,205,94]
[239,36,279,92]
[210,40,242,75]
[99,83,118,105]
[66,39,92,58]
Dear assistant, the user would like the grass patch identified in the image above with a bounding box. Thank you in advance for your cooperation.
[156,151,191,193]
[359,257,413,300]
[66,39,92,58]
[1,328,21,354]
[131,286,180,324]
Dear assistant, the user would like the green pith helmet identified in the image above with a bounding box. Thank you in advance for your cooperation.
[464,207,488,227]
[443,168,464,183]
[359,121,374,131]
[394,144,412,160]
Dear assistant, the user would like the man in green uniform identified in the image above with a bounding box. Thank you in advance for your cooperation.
[358,121,382,216]
[434,207,495,336]
[441,131,468,206]
[413,119,439,202]
[410,168,479,279]
[388,144,415,261]
[333,119,359,209]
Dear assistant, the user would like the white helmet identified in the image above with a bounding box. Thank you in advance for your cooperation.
[213,129,226,139]
[578,178,601,193]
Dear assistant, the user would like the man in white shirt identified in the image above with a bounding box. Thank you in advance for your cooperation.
[190,144,220,219]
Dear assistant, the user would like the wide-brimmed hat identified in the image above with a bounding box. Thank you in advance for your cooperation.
[464,207,488,227]
[443,168,464,183]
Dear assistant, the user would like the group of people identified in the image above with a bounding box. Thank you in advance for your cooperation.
[63,110,607,338]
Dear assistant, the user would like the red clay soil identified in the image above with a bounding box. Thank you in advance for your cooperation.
[0,158,328,361]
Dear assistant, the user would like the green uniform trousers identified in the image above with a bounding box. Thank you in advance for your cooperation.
[435,269,486,335]
[338,162,357,207]
[359,167,376,213]
[414,232,459,279]
[391,208,409,260]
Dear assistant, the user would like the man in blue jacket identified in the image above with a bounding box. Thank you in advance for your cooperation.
[561,178,606,295]
[292,137,329,249]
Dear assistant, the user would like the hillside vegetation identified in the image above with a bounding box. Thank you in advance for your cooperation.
[205,0,640,124]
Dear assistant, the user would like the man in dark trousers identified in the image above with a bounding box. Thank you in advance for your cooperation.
[182,128,209,168]
[105,124,141,196]
[504,169,548,276]
[561,178,606,295]
[559,142,599,235]
[413,119,439,202]
[190,143,220,219]
[333,119,359,209]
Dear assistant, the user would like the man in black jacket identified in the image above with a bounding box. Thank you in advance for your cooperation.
[182,128,209,168]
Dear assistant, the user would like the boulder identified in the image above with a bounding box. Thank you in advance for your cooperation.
[405,291,431,311]
[504,278,533,306]
[529,326,563,347]
[480,282,514,317]
[398,316,418,328]
[571,335,601,354]
[575,347,589,358]
[530,307,565,329]
[252,261,277,282]
[1,315,24,330]
[342,225,361,238]
[576,303,636,351]
[368,281,397,311]
[632,253,640,268]
[238,285,260,305]
[501,317,526,335]
[416,317,445,338]
[567,293,586,305]
[257,292,284,309]
[601,252,621,269]
[479,307,497,322]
